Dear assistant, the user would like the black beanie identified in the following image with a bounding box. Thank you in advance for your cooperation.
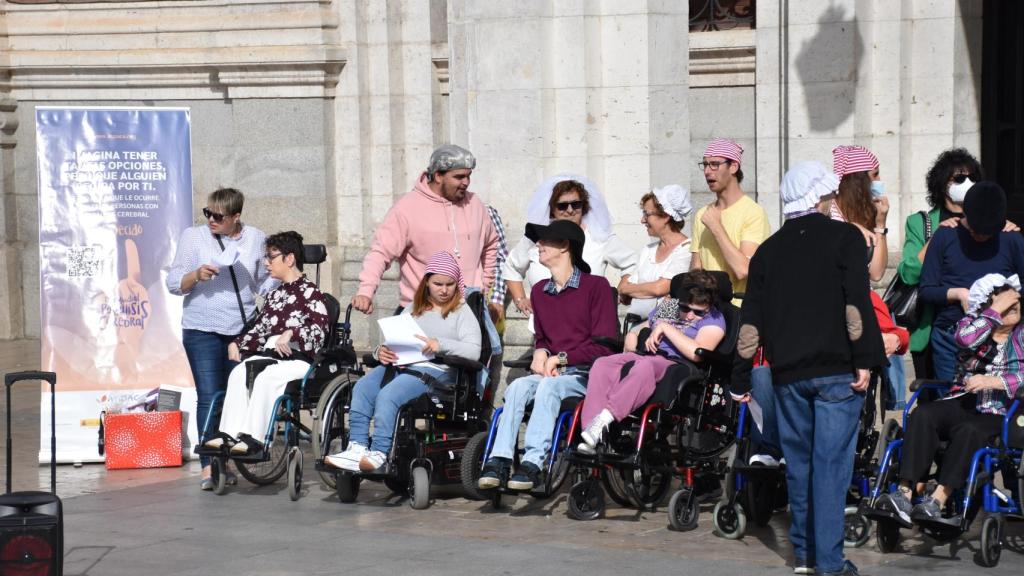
[963,181,1006,236]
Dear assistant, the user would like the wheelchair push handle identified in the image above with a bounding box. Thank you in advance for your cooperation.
[5,371,56,388]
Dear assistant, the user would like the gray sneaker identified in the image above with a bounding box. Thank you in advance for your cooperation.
[883,489,913,526]
[911,496,943,522]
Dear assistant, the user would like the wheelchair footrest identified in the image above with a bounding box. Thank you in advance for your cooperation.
[730,462,786,478]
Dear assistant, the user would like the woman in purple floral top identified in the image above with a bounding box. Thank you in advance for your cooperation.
[577,271,726,454]
[203,231,331,455]
[883,273,1022,526]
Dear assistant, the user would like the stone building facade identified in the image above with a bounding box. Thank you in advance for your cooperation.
[0,1,1010,365]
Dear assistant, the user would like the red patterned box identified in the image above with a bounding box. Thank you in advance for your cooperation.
[104,411,183,470]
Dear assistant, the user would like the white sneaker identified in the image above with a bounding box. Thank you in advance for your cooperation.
[748,453,780,467]
[324,442,367,472]
[359,450,387,472]
[580,409,615,450]
[577,441,597,456]
[203,438,224,449]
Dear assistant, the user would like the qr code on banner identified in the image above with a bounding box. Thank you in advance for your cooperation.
[67,245,101,277]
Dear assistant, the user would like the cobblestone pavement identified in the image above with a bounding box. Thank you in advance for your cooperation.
[3,339,1022,575]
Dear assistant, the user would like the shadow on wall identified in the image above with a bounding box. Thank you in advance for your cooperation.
[794,3,864,133]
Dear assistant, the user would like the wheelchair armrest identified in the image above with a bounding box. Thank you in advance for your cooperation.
[503,358,532,369]
[362,353,381,368]
[908,379,953,393]
[694,347,729,365]
[433,354,485,371]
[591,336,624,353]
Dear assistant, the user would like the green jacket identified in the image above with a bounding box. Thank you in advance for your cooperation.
[896,207,940,352]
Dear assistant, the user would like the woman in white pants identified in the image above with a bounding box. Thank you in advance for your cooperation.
[203,231,331,454]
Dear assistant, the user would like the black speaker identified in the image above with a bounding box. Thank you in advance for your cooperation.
[0,371,62,576]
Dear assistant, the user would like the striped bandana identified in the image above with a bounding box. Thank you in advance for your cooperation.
[703,138,744,165]
[832,145,879,178]
[425,251,465,294]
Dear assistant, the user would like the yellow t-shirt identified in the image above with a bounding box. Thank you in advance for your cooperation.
[691,194,771,299]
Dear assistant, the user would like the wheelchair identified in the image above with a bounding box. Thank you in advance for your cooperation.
[194,244,360,501]
[861,379,1024,567]
[714,365,889,545]
[459,286,624,509]
[553,271,741,524]
[318,290,497,509]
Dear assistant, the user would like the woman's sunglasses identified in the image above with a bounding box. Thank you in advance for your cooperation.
[202,207,226,222]
[556,200,584,212]
[951,173,979,184]
[680,304,710,318]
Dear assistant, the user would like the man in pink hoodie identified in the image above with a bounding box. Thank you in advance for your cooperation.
[352,144,500,316]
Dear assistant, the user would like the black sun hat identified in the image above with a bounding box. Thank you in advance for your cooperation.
[524,220,590,274]
[963,181,1007,237]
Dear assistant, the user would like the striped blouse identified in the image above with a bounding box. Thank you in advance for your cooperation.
[953,307,1024,415]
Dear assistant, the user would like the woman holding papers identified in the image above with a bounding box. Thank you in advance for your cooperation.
[166,188,276,490]
[882,273,1024,526]
[202,231,331,457]
[325,251,482,474]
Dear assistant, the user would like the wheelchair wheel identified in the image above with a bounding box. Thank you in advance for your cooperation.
[980,516,1003,567]
[460,431,489,501]
[335,472,360,503]
[713,500,747,540]
[874,418,902,465]
[312,373,356,490]
[287,447,303,502]
[843,506,872,548]
[410,466,431,510]
[541,419,574,497]
[210,456,229,496]
[567,478,605,521]
[668,488,699,532]
[236,421,289,485]
[875,518,901,553]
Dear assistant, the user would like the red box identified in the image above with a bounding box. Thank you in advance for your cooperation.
[104,411,183,470]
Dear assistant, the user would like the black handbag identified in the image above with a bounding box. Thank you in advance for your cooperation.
[215,234,259,335]
[883,211,932,327]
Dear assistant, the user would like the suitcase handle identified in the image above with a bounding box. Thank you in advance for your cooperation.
[5,371,57,495]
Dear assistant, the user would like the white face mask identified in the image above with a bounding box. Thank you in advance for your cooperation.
[949,177,975,203]
[870,181,886,198]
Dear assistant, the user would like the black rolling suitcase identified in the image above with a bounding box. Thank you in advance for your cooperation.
[0,371,62,576]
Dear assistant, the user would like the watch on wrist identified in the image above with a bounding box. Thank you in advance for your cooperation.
[557,351,568,369]
[874,227,888,235]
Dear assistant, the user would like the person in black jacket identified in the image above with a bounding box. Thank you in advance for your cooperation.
[731,161,885,576]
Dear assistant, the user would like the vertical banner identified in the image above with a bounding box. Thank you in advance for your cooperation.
[36,107,196,463]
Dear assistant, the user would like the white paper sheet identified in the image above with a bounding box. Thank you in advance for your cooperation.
[378,314,433,366]
[212,243,239,268]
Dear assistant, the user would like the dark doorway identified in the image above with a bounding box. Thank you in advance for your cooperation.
[981,0,1024,224]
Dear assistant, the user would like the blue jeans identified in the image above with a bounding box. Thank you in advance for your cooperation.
[775,373,865,573]
[930,324,958,381]
[349,365,453,454]
[749,366,781,458]
[182,329,239,467]
[490,370,587,467]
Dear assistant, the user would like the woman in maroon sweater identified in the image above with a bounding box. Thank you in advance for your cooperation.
[202,231,331,461]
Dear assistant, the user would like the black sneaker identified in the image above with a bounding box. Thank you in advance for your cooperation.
[477,457,510,490]
[507,461,541,491]
[910,495,942,522]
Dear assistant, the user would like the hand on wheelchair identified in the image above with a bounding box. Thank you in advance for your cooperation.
[964,374,1004,393]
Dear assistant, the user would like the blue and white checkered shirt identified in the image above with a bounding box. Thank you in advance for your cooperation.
[166,224,278,335]
[542,266,582,295]
[486,205,509,307]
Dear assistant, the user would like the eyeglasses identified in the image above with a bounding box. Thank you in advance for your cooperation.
[641,211,662,219]
[264,252,284,263]
[698,160,730,170]
[680,304,710,318]
[951,173,979,184]
[556,200,584,212]
[202,207,226,222]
